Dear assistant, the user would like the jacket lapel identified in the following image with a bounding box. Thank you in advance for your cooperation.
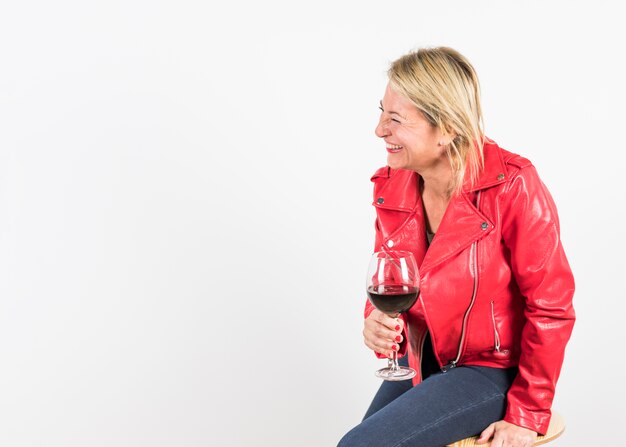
[420,141,507,273]
[419,192,493,273]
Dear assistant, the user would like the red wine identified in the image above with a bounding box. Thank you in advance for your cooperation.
[367,285,419,315]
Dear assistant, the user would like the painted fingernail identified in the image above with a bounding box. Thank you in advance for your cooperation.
[395,325,401,331]
[392,345,398,351]
[395,335,402,342]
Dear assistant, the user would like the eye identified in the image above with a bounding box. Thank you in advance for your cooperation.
[379,104,402,124]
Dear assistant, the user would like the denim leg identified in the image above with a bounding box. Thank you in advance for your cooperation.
[338,366,517,447]
[363,356,414,421]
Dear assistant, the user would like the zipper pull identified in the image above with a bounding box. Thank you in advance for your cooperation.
[441,361,457,373]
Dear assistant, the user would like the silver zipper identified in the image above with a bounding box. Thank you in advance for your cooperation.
[442,191,481,373]
[490,300,501,352]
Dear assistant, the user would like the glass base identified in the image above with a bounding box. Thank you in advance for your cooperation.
[375,366,416,381]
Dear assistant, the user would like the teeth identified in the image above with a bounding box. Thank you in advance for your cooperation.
[386,144,402,150]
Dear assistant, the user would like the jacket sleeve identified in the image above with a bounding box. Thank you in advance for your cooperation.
[500,165,575,434]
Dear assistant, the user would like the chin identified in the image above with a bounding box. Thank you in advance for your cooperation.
[387,157,404,170]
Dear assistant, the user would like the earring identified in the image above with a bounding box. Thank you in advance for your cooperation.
[438,140,446,146]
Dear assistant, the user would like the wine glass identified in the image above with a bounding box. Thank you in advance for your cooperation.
[366,251,420,381]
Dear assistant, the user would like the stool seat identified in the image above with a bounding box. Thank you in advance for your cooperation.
[447,412,565,447]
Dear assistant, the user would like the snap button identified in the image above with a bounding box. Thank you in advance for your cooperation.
[377,197,384,204]
[387,240,394,248]
[497,173,505,180]
[481,222,488,230]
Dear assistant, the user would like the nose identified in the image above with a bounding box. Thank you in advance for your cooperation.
[375,116,389,138]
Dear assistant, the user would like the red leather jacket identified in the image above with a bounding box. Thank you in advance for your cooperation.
[364,140,575,435]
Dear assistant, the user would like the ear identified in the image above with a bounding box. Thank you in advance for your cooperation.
[437,128,457,146]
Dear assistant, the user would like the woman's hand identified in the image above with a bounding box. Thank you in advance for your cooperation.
[476,420,537,447]
[363,308,403,358]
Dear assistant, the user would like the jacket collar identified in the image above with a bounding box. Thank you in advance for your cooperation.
[462,140,508,192]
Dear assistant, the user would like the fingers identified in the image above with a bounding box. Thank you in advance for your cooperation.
[363,309,404,357]
[377,311,404,332]
[371,309,404,332]
[476,423,495,445]
[479,421,537,447]
[363,324,400,357]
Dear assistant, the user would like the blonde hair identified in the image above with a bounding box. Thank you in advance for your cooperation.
[388,47,486,195]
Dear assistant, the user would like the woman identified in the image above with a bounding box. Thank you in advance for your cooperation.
[338,47,575,447]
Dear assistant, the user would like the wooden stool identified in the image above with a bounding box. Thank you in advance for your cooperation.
[447,412,565,447]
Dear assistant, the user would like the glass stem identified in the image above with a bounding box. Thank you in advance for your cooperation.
[390,350,399,372]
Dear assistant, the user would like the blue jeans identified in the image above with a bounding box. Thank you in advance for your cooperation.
[338,355,517,447]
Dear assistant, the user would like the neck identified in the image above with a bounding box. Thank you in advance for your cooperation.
[418,161,454,200]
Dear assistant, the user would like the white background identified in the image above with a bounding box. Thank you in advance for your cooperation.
[1,1,624,446]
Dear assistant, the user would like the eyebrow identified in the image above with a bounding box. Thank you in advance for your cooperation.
[379,100,405,118]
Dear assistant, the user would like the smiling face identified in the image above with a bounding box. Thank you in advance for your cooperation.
[375,83,448,173]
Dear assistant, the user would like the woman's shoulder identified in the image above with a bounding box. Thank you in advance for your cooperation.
[483,139,533,169]
[486,142,555,208]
